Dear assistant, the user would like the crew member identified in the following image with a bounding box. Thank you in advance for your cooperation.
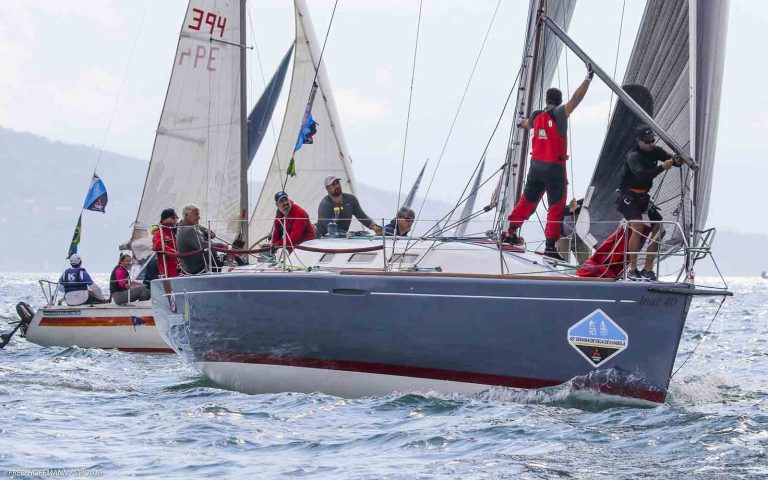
[316,175,382,236]
[152,208,179,278]
[617,124,682,281]
[271,191,315,252]
[110,254,151,304]
[504,64,594,260]
[58,254,106,305]
[176,204,220,275]
[384,207,415,236]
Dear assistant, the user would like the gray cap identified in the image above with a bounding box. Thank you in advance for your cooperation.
[324,175,341,187]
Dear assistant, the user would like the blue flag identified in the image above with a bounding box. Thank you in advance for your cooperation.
[83,174,108,213]
[67,214,82,259]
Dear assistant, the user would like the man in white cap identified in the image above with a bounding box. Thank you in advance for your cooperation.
[58,254,106,305]
[316,175,382,236]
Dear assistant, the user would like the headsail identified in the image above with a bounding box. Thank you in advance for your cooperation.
[247,45,293,169]
[402,160,428,209]
[248,0,356,243]
[132,0,244,259]
[576,0,729,250]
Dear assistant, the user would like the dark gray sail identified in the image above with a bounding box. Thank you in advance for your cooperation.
[577,0,729,250]
[455,156,485,237]
[247,45,294,168]
[403,160,428,209]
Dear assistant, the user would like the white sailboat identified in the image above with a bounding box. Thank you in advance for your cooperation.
[152,0,735,403]
[18,0,293,353]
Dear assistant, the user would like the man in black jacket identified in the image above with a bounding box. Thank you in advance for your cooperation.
[617,125,682,281]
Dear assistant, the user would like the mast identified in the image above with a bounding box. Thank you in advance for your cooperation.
[509,0,546,205]
[239,0,249,246]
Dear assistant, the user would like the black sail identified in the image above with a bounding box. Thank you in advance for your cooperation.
[577,0,729,252]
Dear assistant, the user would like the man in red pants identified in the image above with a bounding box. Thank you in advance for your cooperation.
[505,64,594,260]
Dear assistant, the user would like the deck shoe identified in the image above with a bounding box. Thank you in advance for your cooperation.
[502,231,525,246]
[627,269,643,281]
[640,269,657,281]
[543,246,565,262]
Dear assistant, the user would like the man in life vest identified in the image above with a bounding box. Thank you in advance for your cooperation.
[152,208,179,278]
[617,125,682,281]
[57,254,106,305]
[504,63,594,260]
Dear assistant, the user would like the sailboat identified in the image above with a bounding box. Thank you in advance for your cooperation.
[152,0,732,403]
[18,1,291,353]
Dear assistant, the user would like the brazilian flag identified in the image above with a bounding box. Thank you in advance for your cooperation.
[286,158,296,177]
[67,214,82,258]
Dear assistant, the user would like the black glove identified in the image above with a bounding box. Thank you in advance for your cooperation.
[586,63,594,80]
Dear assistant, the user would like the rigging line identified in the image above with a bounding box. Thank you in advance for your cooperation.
[563,29,575,200]
[670,296,727,379]
[396,0,423,210]
[93,0,151,174]
[411,0,503,234]
[606,0,627,126]
[247,6,284,185]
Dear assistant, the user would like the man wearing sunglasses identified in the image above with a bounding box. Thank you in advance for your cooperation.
[616,124,682,281]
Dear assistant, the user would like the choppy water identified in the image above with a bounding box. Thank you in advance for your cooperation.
[1,273,766,479]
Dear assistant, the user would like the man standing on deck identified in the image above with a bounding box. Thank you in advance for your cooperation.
[617,125,682,281]
[504,63,594,260]
[316,175,383,236]
[176,204,219,275]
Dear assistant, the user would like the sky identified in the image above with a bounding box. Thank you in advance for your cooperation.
[0,0,765,234]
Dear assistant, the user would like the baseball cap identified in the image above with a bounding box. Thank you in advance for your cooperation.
[324,175,341,187]
[274,191,289,202]
[635,124,656,142]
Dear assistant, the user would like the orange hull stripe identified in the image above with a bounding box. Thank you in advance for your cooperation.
[39,316,156,327]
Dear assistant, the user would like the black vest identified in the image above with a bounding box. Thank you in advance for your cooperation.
[109,266,128,297]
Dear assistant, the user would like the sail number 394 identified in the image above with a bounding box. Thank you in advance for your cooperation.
[188,8,227,37]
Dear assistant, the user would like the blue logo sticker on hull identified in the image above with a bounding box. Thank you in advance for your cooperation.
[568,309,628,367]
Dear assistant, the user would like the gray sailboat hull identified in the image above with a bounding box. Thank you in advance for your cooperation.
[151,272,692,403]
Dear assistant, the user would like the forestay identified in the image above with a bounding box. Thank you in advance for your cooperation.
[248,0,356,244]
[576,0,729,250]
[132,0,243,259]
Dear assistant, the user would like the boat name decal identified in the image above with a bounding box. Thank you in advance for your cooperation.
[42,310,82,317]
[567,309,629,368]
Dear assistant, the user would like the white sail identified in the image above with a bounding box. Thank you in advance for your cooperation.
[248,0,356,243]
[132,0,243,259]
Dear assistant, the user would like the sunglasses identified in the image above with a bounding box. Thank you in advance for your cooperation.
[641,138,655,145]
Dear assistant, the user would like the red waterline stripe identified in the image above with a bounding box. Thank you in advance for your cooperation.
[39,316,156,327]
[201,351,665,403]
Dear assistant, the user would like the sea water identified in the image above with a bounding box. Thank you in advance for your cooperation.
[0,273,766,479]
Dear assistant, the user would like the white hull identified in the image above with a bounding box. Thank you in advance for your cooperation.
[25,303,171,353]
[198,361,491,397]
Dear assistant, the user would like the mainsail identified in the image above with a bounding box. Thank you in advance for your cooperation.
[133,0,244,258]
[455,156,486,237]
[500,0,577,221]
[248,0,356,243]
[576,0,729,250]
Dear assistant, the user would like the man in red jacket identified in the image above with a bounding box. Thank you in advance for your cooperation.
[152,208,180,278]
[271,191,315,253]
[505,63,594,260]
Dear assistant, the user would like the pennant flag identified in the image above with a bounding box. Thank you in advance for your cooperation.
[131,316,146,332]
[286,157,297,177]
[83,174,108,213]
[67,214,82,258]
[288,82,320,177]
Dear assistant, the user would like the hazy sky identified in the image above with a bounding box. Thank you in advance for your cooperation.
[0,0,764,234]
